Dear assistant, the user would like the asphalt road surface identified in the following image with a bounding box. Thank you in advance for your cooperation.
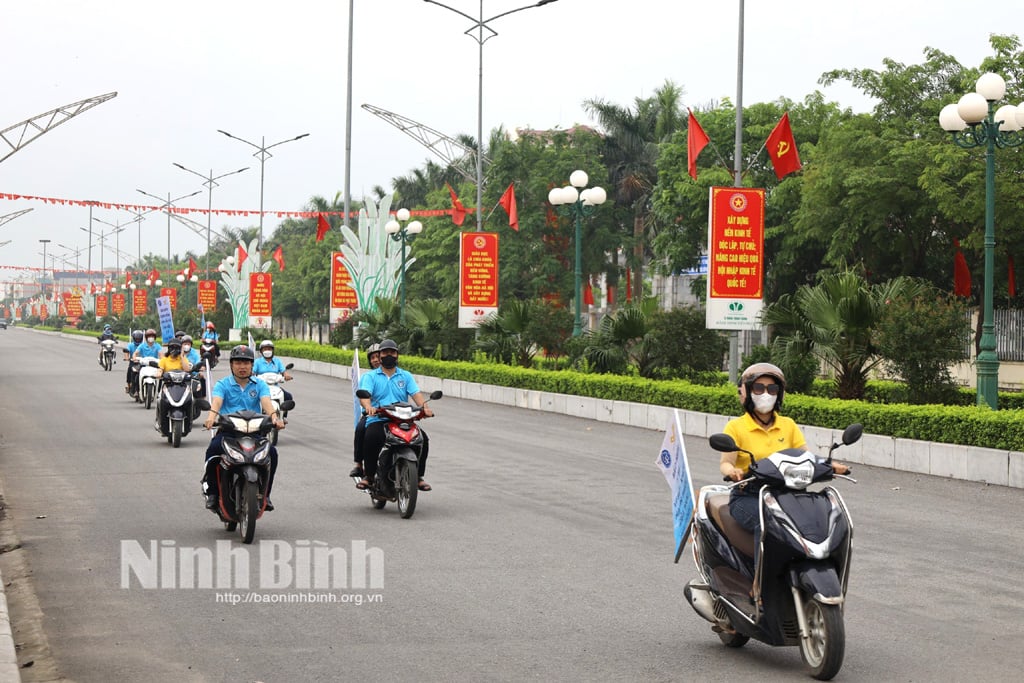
[0,328,1022,682]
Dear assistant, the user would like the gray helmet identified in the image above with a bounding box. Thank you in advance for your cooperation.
[740,362,786,412]
[131,330,144,343]
[229,345,255,362]
[366,342,381,356]
[378,339,399,352]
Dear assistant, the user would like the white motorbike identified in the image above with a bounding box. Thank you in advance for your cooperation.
[99,339,118,371]
[136,357,161,410]
[256,363,293,446]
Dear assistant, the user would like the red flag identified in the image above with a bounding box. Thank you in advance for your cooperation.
[316,213,331,242]
[954,239,971,297]
[148,268,160,283]
[90,282,97,295]
[447,183,467,226]
[125,271,132,286]
[687,109,710,180]
[498,183,519,231]
[583,279,594,306]
[1010,255,1017,297]
[187,257,198,278]
[766,112,803,179]
[237,244,248,272]
[272,245,285,272]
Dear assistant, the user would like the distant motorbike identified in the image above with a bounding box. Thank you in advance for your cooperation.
[353,388,441,519]
[99,339,117,371]
[200,340,220,370]
[198,399,294,544]
[683,424,862,681]
[136,357,161,409]
[154,370,200,447]
[257,363,294,446]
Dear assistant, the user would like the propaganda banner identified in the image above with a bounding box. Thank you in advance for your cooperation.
[249,272,272,329]
[96,295,109,319]
[133,288,148,316]
[329,252,358,323]
[458,232,499,328]
[198,280,217,311]
[112,292,126,315]
[160,287,177,311]
[706,187,765,330]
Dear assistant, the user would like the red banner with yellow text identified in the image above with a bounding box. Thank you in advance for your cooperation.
[458,232,499,328]
[706,187,765,330]
[133,289,148,316]
[198,280,217,312]
[96,295,109,318]
[249,272,273,329]
[329,252,358,323]
[112,293,126,315]
[160,287,177,311]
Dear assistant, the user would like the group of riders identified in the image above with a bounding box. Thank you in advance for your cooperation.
[102,323,434,512]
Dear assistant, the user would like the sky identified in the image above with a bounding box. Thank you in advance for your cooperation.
[1,0,1021,280]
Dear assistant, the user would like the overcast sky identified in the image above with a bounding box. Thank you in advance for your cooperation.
[1,0,1019,277]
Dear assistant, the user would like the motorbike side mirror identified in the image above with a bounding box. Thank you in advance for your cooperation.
[709,433,739,453]
[285,363,294,370]
[842,423,863,446]
[279,400,295,412]
[195,398,212,411]
[355,389,371,399]
[428,390,443,401]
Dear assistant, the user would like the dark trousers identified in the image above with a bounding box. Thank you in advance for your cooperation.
[360,421,430,481]
[353,415,367,463]
[204,433,279,498]
[126,363,138,392]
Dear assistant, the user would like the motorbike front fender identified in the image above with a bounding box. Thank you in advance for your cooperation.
[393,447,418,463]
[241,464,260,484]
[790,561,844,603]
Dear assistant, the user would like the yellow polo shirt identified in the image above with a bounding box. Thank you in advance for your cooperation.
[158,355,187,372]
[723,412,807,472]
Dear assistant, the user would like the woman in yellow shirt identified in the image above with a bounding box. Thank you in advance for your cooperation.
[156,337,192,377]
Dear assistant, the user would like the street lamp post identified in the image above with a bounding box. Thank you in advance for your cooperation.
[176,272,200,311]
[939,72,1024,410]
[423,0,559,231]
[548,170,607,337]
[216,130,309,252]
[39,238,50,297]
[57,243,85,293]
[173,163,249,277]
[92,217,130,278]
[137,189,203,271]
[384,208,424,323]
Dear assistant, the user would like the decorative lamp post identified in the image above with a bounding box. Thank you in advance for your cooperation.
[939,72,1024,409]
[384,208,423,323]
[39,238,50,297]
[176,271,199,310]
[548,170,607,336]
[173,162,249,277]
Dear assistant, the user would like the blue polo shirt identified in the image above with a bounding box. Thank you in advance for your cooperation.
[135,341,162,358]
[184,348,201,367]
[212,374,271,414]
[358,366,420,425]
[253,356,286,375]
[125,341,139,356]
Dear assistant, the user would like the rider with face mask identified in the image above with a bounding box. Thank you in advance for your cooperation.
[721,363,849,537]
[253,340,293,404]
[132,329,162,360]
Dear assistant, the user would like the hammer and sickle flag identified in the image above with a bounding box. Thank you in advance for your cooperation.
[766,112,803,180]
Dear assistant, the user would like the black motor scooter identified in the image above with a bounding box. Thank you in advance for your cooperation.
[683,424,861,681]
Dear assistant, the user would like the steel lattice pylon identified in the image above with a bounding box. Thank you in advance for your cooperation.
[0,91,118,163]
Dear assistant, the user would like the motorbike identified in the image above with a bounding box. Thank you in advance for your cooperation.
[197,398,294,544]
[136,357,161,409]
[154,370,200,447]
[257,363,294,446]
[200,340,220,370]
[683,423,862,681]
[352,388,441,519]
[99,339,118,371]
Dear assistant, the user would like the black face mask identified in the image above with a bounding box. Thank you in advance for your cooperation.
[380,355,398,369]
[169,348,180,357]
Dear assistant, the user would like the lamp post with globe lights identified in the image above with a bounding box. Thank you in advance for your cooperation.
[384,208,423,324]
[176,271,199,312]
[547,170,607,337]
[939,72,1024,409]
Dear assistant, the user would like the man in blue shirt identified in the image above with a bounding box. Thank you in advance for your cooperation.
[123,329,144,394]
[132,329,162,359]
[253,339,293,404]
[356,339,434,491]
[180,335,205,398]
[202,345,285,511]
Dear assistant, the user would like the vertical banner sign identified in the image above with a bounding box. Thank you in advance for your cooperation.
[132,288,148,316]
[706,187,766,330]
[112,292,126,315]
[155,296,175,342]
[96,295,109,319]
[39,304,48,320]
[160,287,178,311]
[329,252,358,323]
[62,291,84,322]
[458,232,499,328]
[197,280,217,312]
[351,348,362,429]
[654,410,696,561]
[248,272,273,329]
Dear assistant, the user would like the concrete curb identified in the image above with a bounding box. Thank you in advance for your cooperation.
[0,569,18,682]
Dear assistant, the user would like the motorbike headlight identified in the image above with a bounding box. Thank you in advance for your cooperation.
[253,445,272,464]
[779,460,814,489]
[222,443,246,463]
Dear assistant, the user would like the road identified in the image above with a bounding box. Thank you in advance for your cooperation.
[0,328,1022,682]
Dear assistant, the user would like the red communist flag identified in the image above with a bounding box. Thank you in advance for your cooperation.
[687,109,710,180]
[583,279,594,306]
[90,282,97,294]
[447,183,467,226]
[272,245,285,272]
[316,213,331,242]
[237,244,248,272]
[766,112,803,179]
[498,183,519,231]
[148,268,160,283]
[954,239,971,297]
[186,257,198,278]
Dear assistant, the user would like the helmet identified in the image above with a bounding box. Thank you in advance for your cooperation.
[378,339,399,353]
[206,322,215,330]
[145,328,157,339]
[366,342,381,356]
[132,330,144,343]
[739,362,786,412]
[165,337,182,349]
[174,330,185,339]
[181,335,193,345]
[103,324,112,331]
[259,339,275,350]
[229,345,255,362]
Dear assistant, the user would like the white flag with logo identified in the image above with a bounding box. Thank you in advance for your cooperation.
[654,410,695,560]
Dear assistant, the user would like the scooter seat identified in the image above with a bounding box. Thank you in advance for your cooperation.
[706,493,756,559]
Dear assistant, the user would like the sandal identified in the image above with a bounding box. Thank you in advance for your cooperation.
[356,479,370,490]
[418,480,432,492]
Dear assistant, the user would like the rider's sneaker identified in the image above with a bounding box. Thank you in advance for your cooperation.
[348,466,363,478]
[264,499,275,512]
[204,493,218,509]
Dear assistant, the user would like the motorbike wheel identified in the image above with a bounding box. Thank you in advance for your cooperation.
[103,355,111,371]
[144,386,153,410]
[799,597,845,681]
[171,420,182,448]
[237,480,258,544]
[370,492,387,510]
[396,460,417,519]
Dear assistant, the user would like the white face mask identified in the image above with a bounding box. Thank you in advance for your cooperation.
[752,393,777,414]
[262,350,273,358]
[182,344,191,353]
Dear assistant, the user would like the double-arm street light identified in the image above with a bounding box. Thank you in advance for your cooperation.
[57,243,86,291]
[216,130,309,252]
[38,238,50,296]
[93,216,133,278]
[548,170,607,337]
[423,0,559,231]
[173,162,249,277]
[384,208,424,323]
[137,188,203,269]
[939,72,1024,409]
